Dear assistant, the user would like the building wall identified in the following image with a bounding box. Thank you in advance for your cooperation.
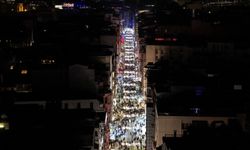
[207,42,234,53]
[62,99,103,112]
[145,45,157,64]
[100,35,116,50]
[155,115,235,147]
[14,99,104,112]
[146,103,155,150]
[14,101,47,109]
[92,55,113,73]
[69,64,97,96]
[145,45,192,65]
[103,93,112,113]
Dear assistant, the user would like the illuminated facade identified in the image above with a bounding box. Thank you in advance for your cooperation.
[17,3,27,12]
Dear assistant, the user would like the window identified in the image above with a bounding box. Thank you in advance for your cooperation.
[21,69,28,75]
[234,84,242,90]
[10,65,14,70]
[41,58,55,64]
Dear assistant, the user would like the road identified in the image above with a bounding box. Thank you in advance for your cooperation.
[109,10,146,150]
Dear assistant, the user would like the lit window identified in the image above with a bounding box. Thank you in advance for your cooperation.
[190,108,200,114]
[234,84,242,90]
[10,65,14,70]
[207,74,214,77]
[0,123,5,129]
[0,122,9,130]
[55,5,63,9]
[41,58,55,64]
[21,69,28,75]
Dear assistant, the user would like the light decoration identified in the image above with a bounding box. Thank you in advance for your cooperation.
[109,13,146,149]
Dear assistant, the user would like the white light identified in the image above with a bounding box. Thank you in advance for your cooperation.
[124,63,134,66]
[55,5,63,9]
[109,22,146,149]
[0,123,5,129]
[124,58,134,61]
[10,65,14,70]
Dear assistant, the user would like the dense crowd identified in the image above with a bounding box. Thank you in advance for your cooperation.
[110,27,146,150]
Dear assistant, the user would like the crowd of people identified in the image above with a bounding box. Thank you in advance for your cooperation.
[109,27,146,150]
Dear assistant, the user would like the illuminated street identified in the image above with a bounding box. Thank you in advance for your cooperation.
[109,10,146,150]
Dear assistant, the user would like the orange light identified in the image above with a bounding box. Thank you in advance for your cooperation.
[17,3,24,12]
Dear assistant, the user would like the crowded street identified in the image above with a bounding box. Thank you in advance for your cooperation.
[109,10,146,150]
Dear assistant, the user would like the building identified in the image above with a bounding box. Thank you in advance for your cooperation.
[145,44,192,65]
[155,115,243,147]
